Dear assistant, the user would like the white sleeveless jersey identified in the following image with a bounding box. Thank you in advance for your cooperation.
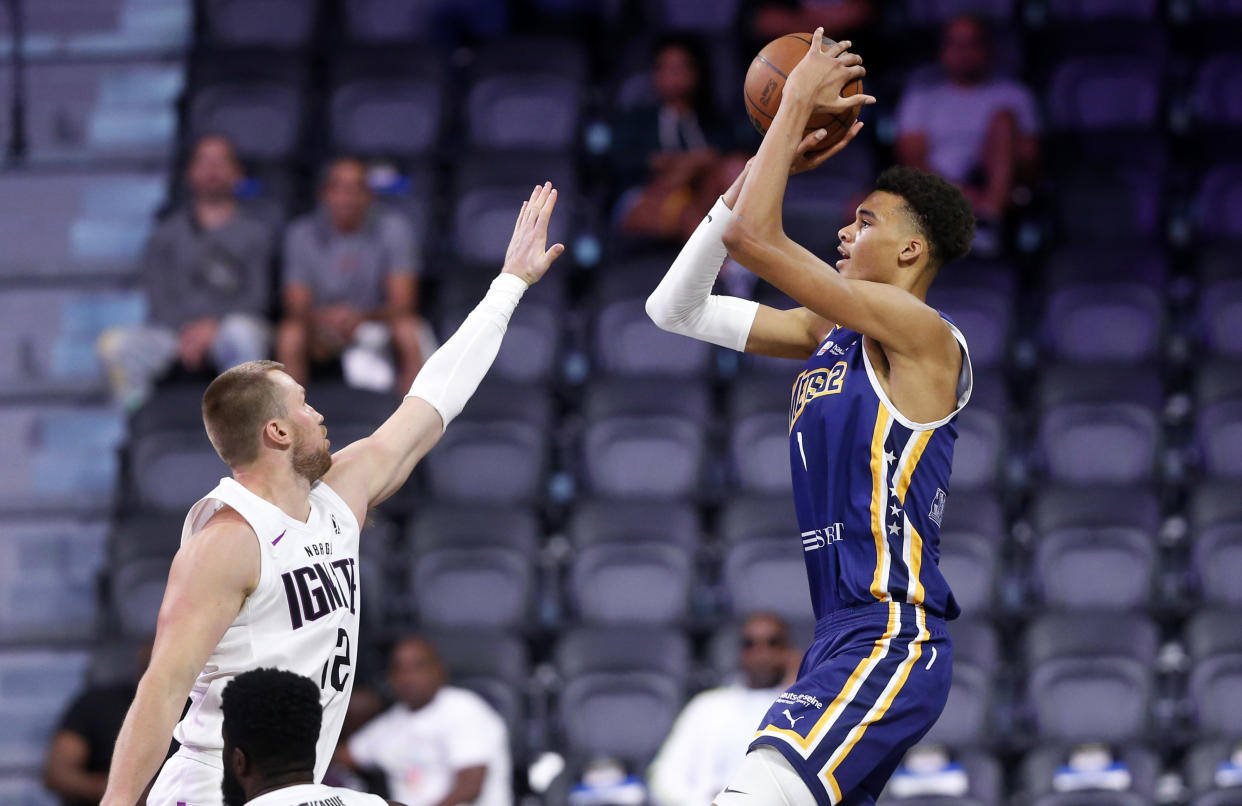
[172,477,361,783]
[247,782,386,806]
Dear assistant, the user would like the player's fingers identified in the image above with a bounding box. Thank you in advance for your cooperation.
[837,52,863,67]
[512,201,528,236]
[826,38,852,58]
[536,187,558,225]
[810,27,824,54]
[543,242,565,265]
[796,129,828,155]
[842,92,877,108]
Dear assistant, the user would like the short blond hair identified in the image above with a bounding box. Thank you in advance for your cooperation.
[202,360,287,467]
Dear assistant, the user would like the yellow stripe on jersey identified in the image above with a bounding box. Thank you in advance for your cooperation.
[907,520,926,605]
[755,602,900,755]
[869,403,892,602]
[894,429,933,504]
[820,607,931,804]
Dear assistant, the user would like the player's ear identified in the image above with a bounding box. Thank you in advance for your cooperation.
[263,418,293,448]
[898,236,925,269]
[230,746,248,777]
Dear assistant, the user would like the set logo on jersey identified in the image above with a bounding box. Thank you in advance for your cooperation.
[802,522,845,551]
[790,361,849,431]
[280,558,357,630]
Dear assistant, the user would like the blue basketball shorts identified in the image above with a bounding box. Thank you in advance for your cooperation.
[749,601,953,806]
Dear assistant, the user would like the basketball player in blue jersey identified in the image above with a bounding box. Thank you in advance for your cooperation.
[101,183,564,806]
[648,29,976,806]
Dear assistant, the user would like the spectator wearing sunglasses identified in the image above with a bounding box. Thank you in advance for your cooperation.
[647,613,798,806]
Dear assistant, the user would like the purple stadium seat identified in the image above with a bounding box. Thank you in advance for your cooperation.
[1057,169,1161,241]
[343,0,433,42]
[927,286,1011,370]
[466,75,581,150]
[1200,280,1242,357]
[1034,525,1156,609]
[643,0,740,32]
[1039,403,1159,484]
[203,0,317,46]
[919,663,993,748]
[1027,657,1151,743]
[1197,400,1242,478]
[1046,57,1160,130]
[1019,745,1160,804]
[1194,54,1242,127]
[593,299,713,377]
[1047,0,1157,19]
[1196,165,1242,239]
[1043,282,1164,364]
[189,82,303,161]
[330,77,444,156]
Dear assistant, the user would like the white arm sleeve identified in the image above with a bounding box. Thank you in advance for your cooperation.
[406,273,526,431]
[645,196,760,352]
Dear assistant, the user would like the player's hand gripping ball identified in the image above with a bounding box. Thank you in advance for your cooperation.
[744,28,872,151]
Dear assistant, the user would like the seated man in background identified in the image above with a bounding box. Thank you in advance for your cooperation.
[647,614,798,806]
[43,642,170,806]
[340,637,511,806]
[895,14,1039,247]
[277,157,429,393]
[97,135,274,410]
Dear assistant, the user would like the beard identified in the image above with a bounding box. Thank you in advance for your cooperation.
[291,430,333,483]
[221,762,247,806]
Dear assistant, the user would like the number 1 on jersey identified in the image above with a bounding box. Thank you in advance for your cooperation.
[797,431,808,471]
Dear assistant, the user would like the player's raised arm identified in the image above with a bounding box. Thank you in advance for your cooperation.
[324,182,564,517]
[646,139,841,360]
[101,516,259,806]
[723,29,952,359]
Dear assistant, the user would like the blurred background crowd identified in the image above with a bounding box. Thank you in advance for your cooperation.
[1,1,1240,805]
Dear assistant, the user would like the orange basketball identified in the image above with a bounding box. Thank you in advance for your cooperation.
[743,32,864,150]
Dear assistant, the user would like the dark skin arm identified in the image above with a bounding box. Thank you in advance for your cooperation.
[43,731,107,801]
[431,766,486,806]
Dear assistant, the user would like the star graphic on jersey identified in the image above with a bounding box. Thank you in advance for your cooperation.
[888,522,900,536]
[884,450,897,463]
[889,503,902,517]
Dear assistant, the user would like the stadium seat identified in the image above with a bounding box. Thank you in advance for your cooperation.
[569,541,693,625]
[951,405,1005,492]
[1189,481,1242,605]
[409,504,540,554]
[1184,740,1242,806]
[342,0,433,41]
[0,649,90,768]
[1045,244,1169,286]
[1026,657,1152,743]
[948,618,1000,674]
[1046,57,1160,131]
[129,429,227,511]
[1197,399,1242,479]
[466,75,581,150]
[1194,53,1242,128]
[303,383,395,448]
[882,747,1003,806]
[0,404,123,512]
[1032,526,1156,610]
[1024,613,1159,668]
[423,421,547,504]
[202,0,318,47]
[568,499,700,549]
[555,626,688,766]
[423,629,529,752]
[938,529,999,614]
[111,556,171,637]
[439,302,560,383]
[643,0,740,32]
[189,81,304,162]
[330,76,445,157]
[1196,166,1242,240]
[411,546,533,629]
[1043,283,1164,364]
[723,536,814,623]
[921,662,993,748]
[1185,609,1242,739]
[0,518,105,641]
[0,0,190,58]
[926,286,1011,371]
[1200,280,1242,358]
[1054,168,1162,242]
[1018,744,1160,803]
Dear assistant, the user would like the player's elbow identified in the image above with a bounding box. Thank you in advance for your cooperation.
[645,289,678,333]
[723,218,775,267]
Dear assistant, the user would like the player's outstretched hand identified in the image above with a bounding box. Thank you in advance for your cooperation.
[790,120,865,174]
[785,27,876,115]
[502,181,565,286]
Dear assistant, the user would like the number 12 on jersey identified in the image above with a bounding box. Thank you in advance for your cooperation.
[321,627,352,693]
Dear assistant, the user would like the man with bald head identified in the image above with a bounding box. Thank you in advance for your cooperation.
[341,638,511,806]
[649,614,798,806]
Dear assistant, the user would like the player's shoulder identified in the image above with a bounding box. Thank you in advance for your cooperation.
[189,505,258,545]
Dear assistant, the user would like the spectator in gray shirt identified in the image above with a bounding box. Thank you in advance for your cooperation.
[97,135,274,409]
[277,157,427,392]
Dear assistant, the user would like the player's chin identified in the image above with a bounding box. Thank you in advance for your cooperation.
[834,257,851,275]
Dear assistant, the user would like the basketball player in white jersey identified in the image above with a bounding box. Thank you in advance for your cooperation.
[221,668,401,806]
[101,182,565,806]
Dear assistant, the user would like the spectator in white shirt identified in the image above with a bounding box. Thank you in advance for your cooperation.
[895,15,1040,228]
[647,614,798,806]
[341,637,511,806]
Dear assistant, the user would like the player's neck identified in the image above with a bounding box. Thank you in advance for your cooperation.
[232,461,314,523]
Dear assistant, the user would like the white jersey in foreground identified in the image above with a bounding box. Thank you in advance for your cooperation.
[247,782,387,806]
[158,477,361,789]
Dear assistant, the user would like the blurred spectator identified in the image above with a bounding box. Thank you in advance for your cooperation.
[276,157,429,393]
[43,643,171,806]
[895,15,1039,241]
[97,135,274,410]
[748,0,875,41]
[341,637,511,806]
[611,34,747,242]
[647,614,798,806]
[323,684,386,792]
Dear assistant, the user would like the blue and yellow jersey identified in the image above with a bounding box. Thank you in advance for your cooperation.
[787,317,972,621]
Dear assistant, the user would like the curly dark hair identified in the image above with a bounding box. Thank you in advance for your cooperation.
[221,668,321,774]
[874,165,975,267]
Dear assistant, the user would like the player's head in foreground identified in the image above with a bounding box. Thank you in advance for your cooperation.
[835,165,975,293]
[221,668,322,806]
[202,359,332,483]
[388,636,448,711]
[740,612,793,689]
